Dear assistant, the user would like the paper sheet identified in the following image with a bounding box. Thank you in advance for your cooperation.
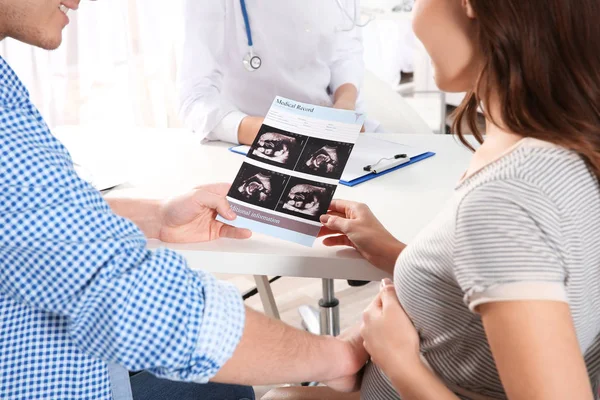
[218,97,364,246]
[341,135,428,182]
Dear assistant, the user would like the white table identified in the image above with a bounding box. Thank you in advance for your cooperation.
[54,127,473,331]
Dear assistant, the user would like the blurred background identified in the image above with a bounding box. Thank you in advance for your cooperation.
[0,0,464,135]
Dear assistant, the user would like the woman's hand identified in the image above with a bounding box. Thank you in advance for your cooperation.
[361,280,462,399]
[158,183,252,243]
[360,279,420,374]
[319,200,405,273]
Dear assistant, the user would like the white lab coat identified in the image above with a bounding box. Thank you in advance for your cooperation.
[179,0,370,144]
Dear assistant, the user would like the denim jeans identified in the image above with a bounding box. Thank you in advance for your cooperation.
[130,371,255,400]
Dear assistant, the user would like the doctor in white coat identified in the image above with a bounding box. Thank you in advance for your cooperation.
[179,0,378,145]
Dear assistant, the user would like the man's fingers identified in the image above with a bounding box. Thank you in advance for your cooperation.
[215,197,236,220]
[219,224,252,240]
[195,183,231,196]
[322,235,355,248]
[194,190,236,220]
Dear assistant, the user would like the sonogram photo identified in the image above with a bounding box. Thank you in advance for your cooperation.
[295,137,354,180]
[228,163,289,210]
[247,125,307,170]
[276,177,336,222]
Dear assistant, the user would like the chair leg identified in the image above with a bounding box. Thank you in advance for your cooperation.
[254,275,280,320]
[298,305,320,335]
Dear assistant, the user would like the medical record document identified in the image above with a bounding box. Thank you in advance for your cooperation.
[218,96,365,246]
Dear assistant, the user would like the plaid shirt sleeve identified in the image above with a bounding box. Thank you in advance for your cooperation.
[0,77,245,383]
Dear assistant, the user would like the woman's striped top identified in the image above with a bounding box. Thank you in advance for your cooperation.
[361,138,600,399]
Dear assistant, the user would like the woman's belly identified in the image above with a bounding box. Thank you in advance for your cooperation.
[359,361,502,400]
[360,361,400,400]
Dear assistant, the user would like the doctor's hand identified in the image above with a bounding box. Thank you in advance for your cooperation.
[158,183,252,243]
[333,101,365,133]
[238,116,265,145]
[333,99,356,111]
[319,200,405,273]
[361,279,421,378]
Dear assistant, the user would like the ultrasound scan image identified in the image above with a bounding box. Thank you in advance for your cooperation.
[237,172,273,203]
[296,138,353,180]
[304,145,339,174]
[252,132,298,166]
[229,162,290,210]
[282,183,328,217]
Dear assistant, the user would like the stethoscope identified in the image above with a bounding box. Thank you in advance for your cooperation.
[240,0,374,72]
[240,0,262,72]
[334,0,375,31]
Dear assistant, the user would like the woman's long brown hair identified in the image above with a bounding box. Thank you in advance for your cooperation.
[452,0,600,177]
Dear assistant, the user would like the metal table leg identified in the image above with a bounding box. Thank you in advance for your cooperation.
[319,279,340,336]
[299,278,340,337]
[298,279,341,387]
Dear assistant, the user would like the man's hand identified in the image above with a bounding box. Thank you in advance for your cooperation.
[158,183,252,243]
[324,324,368,393]
[213,307,368,388]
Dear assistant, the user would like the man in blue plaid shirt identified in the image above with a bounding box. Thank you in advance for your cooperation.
[0,1,368,399]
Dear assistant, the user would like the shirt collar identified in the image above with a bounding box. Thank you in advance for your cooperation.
[0,55,31,107]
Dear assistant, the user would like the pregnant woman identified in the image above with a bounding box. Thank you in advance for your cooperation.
[266,0,600,398]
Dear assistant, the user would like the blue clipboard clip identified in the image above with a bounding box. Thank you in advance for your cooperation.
[363,154,411,174]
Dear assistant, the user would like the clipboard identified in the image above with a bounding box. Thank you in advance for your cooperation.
[340,151,436,187]
[228,135,435,187]
[229,145,251,156]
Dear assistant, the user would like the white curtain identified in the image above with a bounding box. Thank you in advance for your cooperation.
[0,0,184,130]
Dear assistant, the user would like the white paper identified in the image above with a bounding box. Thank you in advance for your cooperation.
[218,97,365,246]
[341,135,429,182]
